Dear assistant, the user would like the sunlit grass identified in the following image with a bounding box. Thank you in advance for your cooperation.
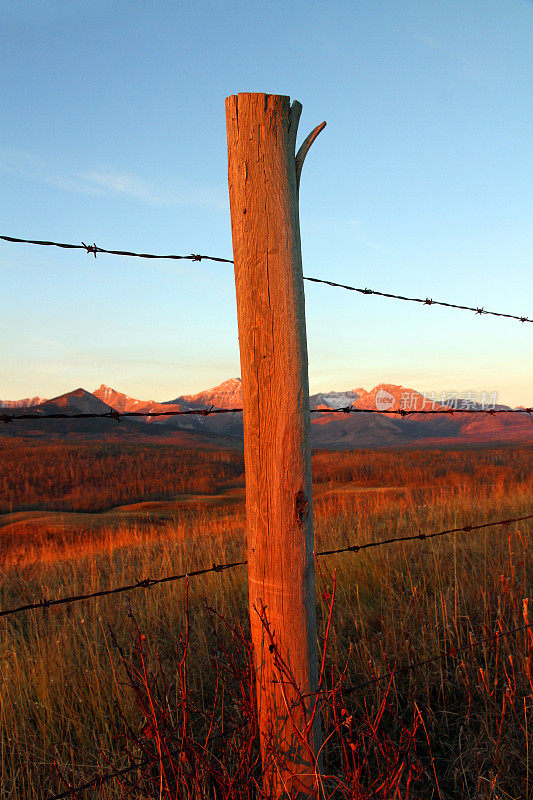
[0,446,531,798]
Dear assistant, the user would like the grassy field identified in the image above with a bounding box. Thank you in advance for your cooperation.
[0,443,531,798]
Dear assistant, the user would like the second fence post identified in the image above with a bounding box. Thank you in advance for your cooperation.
[226,92,326,798]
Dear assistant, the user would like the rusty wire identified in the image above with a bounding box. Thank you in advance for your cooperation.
[1,406,242,423]
[1,405,531,424]
[0,560,247,619]
[342,623,530,696]
[4,232,530,790]
[48,757,148,800]
[0,235,233,264]
[46,622,529,799]
[314,513,533,557]
[312,406,532,416]
[2,515,530,621]
[2,233,531,322]
[8,514,531,797]
[303,275,532,322]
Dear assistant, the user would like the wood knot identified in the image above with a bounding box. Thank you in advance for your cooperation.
[294,490,309,525]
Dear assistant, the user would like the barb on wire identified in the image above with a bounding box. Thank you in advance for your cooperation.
[50,733,220,800]
[342,623,529,696]
[314,514,533,558]
[312,406,532,416]
[49,756,147,800]
[1,405,531,424]
[0,560,246,619]
[47,626,531,799]
[2,234,530,322]
[0,235,233,264]
[303,275,532,323]
[3,515,530,621]
[1,407,243,423]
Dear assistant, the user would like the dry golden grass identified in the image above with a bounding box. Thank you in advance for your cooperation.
[0,445,531,798]
[0,440,244,513]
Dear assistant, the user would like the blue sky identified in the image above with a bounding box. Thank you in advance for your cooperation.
[1,0,532,406]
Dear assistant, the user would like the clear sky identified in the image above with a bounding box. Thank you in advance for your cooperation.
[1,0,532,406]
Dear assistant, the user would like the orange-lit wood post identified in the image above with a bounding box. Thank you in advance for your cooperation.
[226,93,326,798]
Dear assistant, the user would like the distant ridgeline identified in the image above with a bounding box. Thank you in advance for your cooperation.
[1,379,531,448]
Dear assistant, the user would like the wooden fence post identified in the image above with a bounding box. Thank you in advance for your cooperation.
[226,93,326,798]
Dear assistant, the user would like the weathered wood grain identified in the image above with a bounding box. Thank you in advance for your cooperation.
[226,92,324,798]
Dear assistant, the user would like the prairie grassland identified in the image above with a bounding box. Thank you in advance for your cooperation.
[0,441,245,513]
[0,445,531,798]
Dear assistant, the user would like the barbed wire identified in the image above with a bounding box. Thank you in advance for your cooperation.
[0,560,247,619]
[0,235,233,264]
[314,513,533,558]
[303,275,532,323]
[312,406,532,416]
[2,234,531,323]
[4,236,530,793]
[47,621,530,799]
[0,406,242,423]
[49,756,148,800]
[2,405,531,424]
[342,623,529,696]
[3,515,529,621]
[50,734,240,800]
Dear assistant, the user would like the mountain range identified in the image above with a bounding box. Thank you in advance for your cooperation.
[1,379,531,448]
